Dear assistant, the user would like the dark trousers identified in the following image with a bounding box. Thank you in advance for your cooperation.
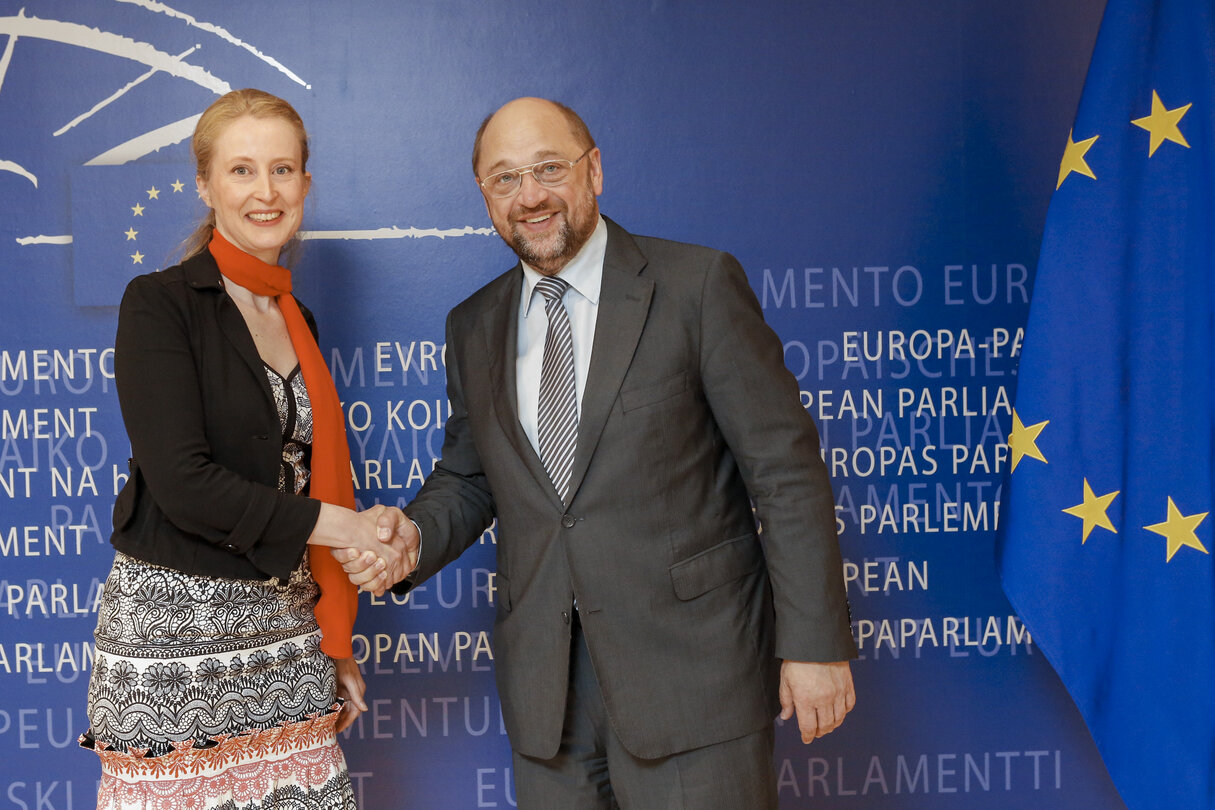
[512,614,778,810]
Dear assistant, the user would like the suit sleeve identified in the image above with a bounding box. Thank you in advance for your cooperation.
[398,312,496,591]
[697,252,857,663]
[115,274,319,579]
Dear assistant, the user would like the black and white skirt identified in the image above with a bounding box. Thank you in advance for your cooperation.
[81,551,356,810]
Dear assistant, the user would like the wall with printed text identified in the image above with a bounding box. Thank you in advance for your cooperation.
[0,1,1124,807]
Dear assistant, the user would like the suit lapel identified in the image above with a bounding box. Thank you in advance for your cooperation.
[567,220,653,503]
[190,253,277,409]
[483,268,562,506]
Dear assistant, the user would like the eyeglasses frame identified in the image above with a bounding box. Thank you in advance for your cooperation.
[477,147,596,198]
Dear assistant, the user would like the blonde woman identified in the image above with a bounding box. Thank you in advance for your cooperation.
[81,89,406,809]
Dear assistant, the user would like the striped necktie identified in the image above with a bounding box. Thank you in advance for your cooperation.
[535,276,578,501]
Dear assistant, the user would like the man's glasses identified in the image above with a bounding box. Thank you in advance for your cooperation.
[478,147,594,199]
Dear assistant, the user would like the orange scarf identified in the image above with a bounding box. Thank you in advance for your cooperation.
[208,229,357,658]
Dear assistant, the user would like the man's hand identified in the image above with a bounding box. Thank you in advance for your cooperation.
[778,660,855,743]
[331,506,419,596]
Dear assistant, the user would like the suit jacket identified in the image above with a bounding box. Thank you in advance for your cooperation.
[110,251,320,581]
[404,217,856,759]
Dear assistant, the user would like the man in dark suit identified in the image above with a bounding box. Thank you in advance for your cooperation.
[348,96,857,808]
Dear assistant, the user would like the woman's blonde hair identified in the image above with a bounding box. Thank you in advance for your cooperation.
[179,88,310,262]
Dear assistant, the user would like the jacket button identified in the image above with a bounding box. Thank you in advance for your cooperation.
[561,514,576,529]
[562,611,570,624]
[224,543,239,552]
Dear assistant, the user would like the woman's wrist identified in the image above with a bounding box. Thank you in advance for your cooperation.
[306,502,358,548]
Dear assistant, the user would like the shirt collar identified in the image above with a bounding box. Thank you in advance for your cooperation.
[522,216,606,317]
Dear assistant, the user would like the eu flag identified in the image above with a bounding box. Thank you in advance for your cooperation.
[999,0,1215,807]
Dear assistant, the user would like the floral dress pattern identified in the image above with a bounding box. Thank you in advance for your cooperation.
[81,364,356,809]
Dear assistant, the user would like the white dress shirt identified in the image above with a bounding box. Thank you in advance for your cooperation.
[516,216,607,457]
[406,217,607,569]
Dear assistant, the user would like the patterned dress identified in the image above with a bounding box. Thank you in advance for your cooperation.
[82,365,357,810]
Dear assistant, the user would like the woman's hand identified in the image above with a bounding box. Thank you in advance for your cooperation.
[308,504,404,586]
[333,506,419,596]
[332,655,367,733]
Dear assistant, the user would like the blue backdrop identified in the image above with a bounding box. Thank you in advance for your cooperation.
[0,1,1125,807]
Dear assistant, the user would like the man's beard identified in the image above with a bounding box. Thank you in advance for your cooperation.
[504,187,597,274]
[509,216,576,272]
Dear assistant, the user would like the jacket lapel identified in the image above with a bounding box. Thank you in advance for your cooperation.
[566,220,653,503]
[483,268,560,506]
[188,253,276,410]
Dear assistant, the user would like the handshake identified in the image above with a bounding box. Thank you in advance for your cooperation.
[309,504,420,597]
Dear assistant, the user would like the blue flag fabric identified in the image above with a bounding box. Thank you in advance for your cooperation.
[999,0,1215,807]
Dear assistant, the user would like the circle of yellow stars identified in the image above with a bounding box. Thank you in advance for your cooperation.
[126,179,187,267]
[1010,409,1209,563]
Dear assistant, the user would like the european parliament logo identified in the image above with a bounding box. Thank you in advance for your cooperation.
[3,3,308,307]
[70,163,202,306]
[8,6,494,313]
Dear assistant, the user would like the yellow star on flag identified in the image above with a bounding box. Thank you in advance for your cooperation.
[1144,497,1209,562]
[131,251,145,264]
[1131,90,1191,157]
[147,186,160,200]
[131,203,145,216]
[1057,129,1099,189]
[1008,411,1048,472]
[171,179,185,193]
[124,227,138,241]
[1062,479,1119,543]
